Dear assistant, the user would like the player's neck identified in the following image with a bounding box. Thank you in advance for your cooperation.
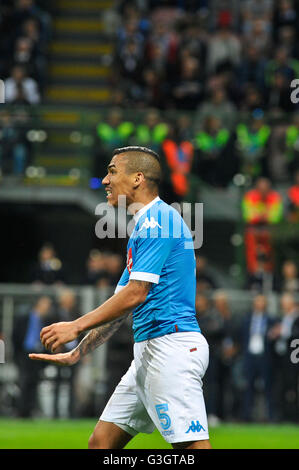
[130,193,159,215]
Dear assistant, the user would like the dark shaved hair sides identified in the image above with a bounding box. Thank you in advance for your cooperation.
[113,146,162,191]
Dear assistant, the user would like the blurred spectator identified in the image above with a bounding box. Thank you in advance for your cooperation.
[176,113,193,141]
[56,289,78,322]
[115,15,146,104]
[141,68,167,108]
[196,293,223,425]
[265,46,299,89]
[269,292,299,422]
[272,0,298,44]
[161,123,194,201]
[116,38,145,87]
[241,0,273,28]
[105,253,124,287]
[95,108,134,176]
[19,17,48,87]
[118,2,150,38]
[206,24,241,74]
[195,256,217,292]
[53,289,79,418]
[117,17,145,56]
[0,109,29,175]
[5,63,40,104]
[105,314,134,409]
[31,243,65,285]
[240,85,265,113]
[193,115,236,187]
[179,18,207,67]
[11,0,52,42]
[97,109,135,152]
[195,88,237,131]
[212,290,240,421]
[242,177,283,226]
[266,70,297,113]
[277,25,297,58]
[246,254,276,293]
[284,114,299,175]
[242,178,283,275]
[287,170,299,222]
[12,296,53,418]
[243,18,272,57]
[12,36,35,71]
[134,109,168,153]
[236,109,271,179]
[237,45,267,93]
[84,249,110,287]
[146,20,179,76]
[277,260,299,294]
[170,55,203,109]
[241,294,276,421]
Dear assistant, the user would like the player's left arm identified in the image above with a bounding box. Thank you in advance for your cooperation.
[39,279,152,352]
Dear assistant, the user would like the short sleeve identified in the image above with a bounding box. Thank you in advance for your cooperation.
[115,267,129,293]
[130,232,174,284]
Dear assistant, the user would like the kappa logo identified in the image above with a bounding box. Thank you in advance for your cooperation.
[126,247,133,274]
[139,216,162,231]
[185,421,206,434]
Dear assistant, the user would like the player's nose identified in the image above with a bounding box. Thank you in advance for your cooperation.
[102,174,109,185]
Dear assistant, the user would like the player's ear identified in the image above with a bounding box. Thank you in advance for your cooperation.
[133,172,145,187]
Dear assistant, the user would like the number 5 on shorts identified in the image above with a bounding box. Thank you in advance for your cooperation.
[155,403,171,430]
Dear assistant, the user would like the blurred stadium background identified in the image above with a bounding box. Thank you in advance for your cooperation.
[0,0,299,449]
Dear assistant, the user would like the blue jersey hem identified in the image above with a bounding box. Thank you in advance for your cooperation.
[134,324,201,343]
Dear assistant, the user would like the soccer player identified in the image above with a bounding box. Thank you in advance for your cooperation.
[29,146,211,449]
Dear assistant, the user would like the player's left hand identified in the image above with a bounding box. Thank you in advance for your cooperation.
[40,321,80,353]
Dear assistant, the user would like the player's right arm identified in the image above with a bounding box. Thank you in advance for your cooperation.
[29,314,130,366]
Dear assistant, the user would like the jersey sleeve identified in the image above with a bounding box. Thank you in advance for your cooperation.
[114,267,129,293]
[130,229,175,284]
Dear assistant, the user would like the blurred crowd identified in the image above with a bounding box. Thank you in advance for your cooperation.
[196,289,299,424]
[112,0,299,114]
[0,0,52,176]
[94,107,299,200]
[0,0,52,103]
[196,254,299,424]
[1,242,128,419]
[29,243,124,289]
[0,242,297,424]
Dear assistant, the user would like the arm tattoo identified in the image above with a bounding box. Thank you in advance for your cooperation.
[73,280,151,359]
[74,314,130,358]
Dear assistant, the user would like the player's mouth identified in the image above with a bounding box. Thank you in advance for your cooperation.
[105,187,113,199]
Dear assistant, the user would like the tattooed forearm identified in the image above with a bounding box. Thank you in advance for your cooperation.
[74,314,130,358]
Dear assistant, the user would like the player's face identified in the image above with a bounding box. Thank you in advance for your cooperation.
[102,154,134,207]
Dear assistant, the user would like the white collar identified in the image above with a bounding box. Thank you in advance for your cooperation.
[133,196,160,225]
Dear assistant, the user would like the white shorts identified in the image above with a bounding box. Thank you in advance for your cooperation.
[100,331,210,444]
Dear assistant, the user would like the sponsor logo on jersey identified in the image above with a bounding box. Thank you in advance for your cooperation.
[126,247,133,274]
[139,216,162,231]
[185,421,206,433]
[162,430,174,437]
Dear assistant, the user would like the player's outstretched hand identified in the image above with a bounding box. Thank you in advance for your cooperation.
[28,349,80,366]
[40,320,80,353]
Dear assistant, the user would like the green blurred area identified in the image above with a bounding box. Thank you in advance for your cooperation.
[0,419,298,449]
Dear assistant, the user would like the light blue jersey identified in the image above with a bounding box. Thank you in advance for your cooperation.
[115,197,201,342]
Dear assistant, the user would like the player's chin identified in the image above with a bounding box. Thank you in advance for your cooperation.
[107,196,118,207]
